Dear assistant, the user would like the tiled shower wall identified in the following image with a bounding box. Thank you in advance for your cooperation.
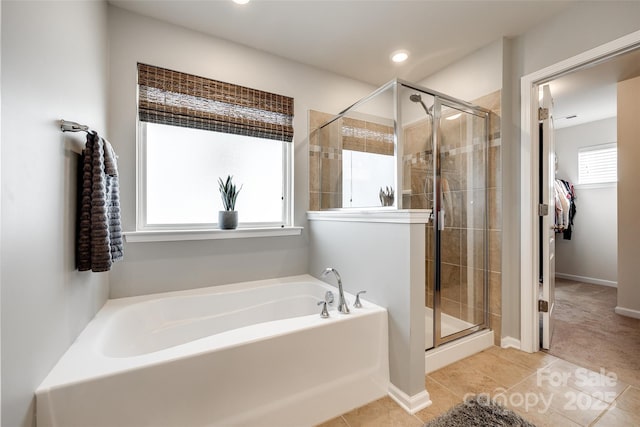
[309,110,340,211]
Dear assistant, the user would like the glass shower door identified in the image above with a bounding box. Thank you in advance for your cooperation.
[433,98,489,346]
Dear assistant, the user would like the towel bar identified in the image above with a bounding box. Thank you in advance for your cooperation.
[60,119,89,133]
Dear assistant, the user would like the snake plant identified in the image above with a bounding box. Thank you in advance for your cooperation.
[218,175,242,211]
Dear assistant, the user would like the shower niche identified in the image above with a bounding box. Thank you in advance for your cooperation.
[309,80,492,352]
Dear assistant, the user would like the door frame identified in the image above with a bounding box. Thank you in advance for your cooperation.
[519,29,640,353]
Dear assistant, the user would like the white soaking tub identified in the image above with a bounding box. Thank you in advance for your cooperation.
[35,275,389,427]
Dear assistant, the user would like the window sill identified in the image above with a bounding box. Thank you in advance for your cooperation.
[574,182,617,190]
[124,227,303,243]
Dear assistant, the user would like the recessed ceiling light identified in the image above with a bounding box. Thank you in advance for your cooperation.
[233,0,250,4]
[390,50,409,63]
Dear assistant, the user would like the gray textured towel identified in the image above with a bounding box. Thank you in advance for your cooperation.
[77,131,123,272]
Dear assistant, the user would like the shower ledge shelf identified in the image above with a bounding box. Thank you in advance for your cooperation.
[307,209,431,224]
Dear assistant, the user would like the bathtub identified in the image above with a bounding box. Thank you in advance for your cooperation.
[35,275,389,427]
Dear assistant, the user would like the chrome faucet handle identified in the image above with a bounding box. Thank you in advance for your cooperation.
[354,290,367,308]
[317,300,330,318]
[324,291,335,305]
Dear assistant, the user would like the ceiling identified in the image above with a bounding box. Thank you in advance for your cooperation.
[109,0,639,128]
[109,0,575,86]
[549,48,640,129]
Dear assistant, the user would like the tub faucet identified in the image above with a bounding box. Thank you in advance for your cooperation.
[321,268,350,314]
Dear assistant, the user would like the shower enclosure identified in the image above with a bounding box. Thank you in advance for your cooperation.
[310,80,490,351]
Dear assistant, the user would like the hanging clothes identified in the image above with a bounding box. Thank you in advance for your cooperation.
[561,179,577,240]
[553,178,577,240]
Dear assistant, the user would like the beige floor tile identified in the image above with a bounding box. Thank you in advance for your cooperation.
[415,377,462,422]
[464,349,534,388]
[592,405,640,426]
[613,385,640,413]
[315,416,350,427]
[548,388,608,426]
[508,405,582,427]
[429,359,505,399]
[547,410,584,427]
[499,376,557,416]
[485,346,558,371]
[500,373,608,426]
[533,378,607,426]
[544,359,628,403]
[495,389,552,427]
[341,396,422,427]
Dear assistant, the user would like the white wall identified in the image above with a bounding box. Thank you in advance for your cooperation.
[1,2,109,426]
[505,1,640,340]
[554,118,617,286]
[418,39,503,101]
[107,6,376,298]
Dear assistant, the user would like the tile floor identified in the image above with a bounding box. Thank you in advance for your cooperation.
[317,346,640,427]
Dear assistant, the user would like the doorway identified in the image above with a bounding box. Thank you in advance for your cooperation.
[520,30,640,353]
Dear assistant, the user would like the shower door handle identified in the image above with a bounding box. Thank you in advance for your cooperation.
[438,210,445,230]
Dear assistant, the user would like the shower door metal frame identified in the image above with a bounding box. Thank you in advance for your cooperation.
[431,96,491,348]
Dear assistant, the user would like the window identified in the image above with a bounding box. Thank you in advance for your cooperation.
[137,64,293,230]
[578,143,617,185]
[342,150,395,208]
[340,116,395,208]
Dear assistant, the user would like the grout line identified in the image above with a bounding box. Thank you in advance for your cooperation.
[587,394,619,427]
[596,385,640,425]
[504,371,538,392]
[426,374,465,400]
[411,413,424,425]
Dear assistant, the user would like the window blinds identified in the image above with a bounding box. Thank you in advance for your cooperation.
[578,143,617,184]
[137,63,294,142]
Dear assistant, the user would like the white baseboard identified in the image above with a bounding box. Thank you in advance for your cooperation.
[615,306,640,320]
[555,273,617,288]
[500,336,521,349]
[387,383,431,414]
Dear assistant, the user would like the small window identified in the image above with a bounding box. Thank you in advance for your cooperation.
[137,64,294,230]
[578,143,617,185]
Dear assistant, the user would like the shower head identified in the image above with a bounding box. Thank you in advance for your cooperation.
[410,93,432,117]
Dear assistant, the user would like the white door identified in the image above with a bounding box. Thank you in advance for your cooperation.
[540,84,555,349]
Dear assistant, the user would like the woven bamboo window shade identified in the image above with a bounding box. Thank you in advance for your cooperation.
[341,117,394,156]
[137,63,294,142]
